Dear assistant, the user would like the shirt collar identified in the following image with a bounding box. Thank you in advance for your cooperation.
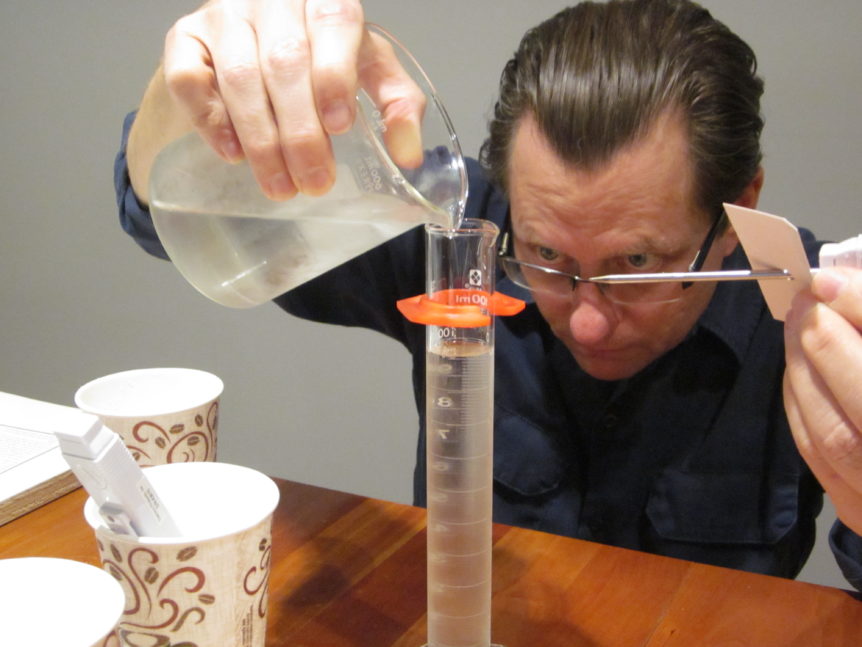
[693,247,766,365]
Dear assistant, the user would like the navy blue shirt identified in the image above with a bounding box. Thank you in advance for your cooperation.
[115,112,862,587]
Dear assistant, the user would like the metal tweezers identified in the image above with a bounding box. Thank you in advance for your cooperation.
[585,269,792,284]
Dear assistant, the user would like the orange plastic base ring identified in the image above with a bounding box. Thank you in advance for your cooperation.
[397,289,525,327]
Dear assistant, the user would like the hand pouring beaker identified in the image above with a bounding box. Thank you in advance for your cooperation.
[148,23,467,309]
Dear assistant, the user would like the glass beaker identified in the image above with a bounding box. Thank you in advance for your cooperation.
[148,24,467,308]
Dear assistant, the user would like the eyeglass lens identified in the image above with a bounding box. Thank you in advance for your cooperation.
[499,211,726,305]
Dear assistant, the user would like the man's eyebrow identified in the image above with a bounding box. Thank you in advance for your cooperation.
[514,220,690,257]
[616,231,688,255]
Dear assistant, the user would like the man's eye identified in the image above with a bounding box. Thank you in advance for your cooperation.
[537,246,560,262]
[624,253,660,271]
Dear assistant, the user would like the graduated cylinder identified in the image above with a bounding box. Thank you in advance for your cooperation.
[424,219,498,647]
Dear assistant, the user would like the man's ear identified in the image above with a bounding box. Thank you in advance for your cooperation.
[733,167,764,209]
[719,167,764,257]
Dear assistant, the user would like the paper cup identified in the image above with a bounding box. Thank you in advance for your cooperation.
[84,462,279,647]
[75,367,223,466]
[0,557,125,647]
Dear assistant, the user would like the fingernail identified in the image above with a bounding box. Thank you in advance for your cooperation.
[812,270,848,303]
[219,134,243,163]
[268,172,296,200]
[322,101,353,134]
[298,166,332,195]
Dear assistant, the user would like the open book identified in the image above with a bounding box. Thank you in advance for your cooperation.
[0,392,81,525]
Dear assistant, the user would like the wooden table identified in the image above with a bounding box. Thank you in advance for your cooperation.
[3,478,862,646]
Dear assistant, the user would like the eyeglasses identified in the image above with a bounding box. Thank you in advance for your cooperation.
[497,210,791,305]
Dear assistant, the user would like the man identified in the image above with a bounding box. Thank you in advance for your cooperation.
[116,0,862,586]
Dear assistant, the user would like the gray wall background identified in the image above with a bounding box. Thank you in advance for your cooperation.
[1,1,859,588]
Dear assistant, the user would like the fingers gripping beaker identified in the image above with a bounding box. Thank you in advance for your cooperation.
[148,24,467,309]
[424,220,498,647]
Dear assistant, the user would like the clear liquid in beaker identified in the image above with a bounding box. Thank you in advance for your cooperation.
[152,192,439,308]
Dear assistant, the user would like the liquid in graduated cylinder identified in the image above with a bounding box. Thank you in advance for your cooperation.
[426,340,494,647]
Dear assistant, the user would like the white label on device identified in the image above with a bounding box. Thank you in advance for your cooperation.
[138,478,164,523]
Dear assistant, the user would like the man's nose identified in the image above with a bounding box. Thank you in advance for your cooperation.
[568,283,616,345]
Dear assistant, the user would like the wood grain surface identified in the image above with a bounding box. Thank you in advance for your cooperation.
[3,479,861,646]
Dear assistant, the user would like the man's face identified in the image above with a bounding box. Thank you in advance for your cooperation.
[507,111,740,381]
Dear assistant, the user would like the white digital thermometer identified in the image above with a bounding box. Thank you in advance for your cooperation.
[819,234,862,269]
[54,410,180,538]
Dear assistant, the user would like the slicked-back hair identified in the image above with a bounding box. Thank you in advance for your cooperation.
[479,0,764,219]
